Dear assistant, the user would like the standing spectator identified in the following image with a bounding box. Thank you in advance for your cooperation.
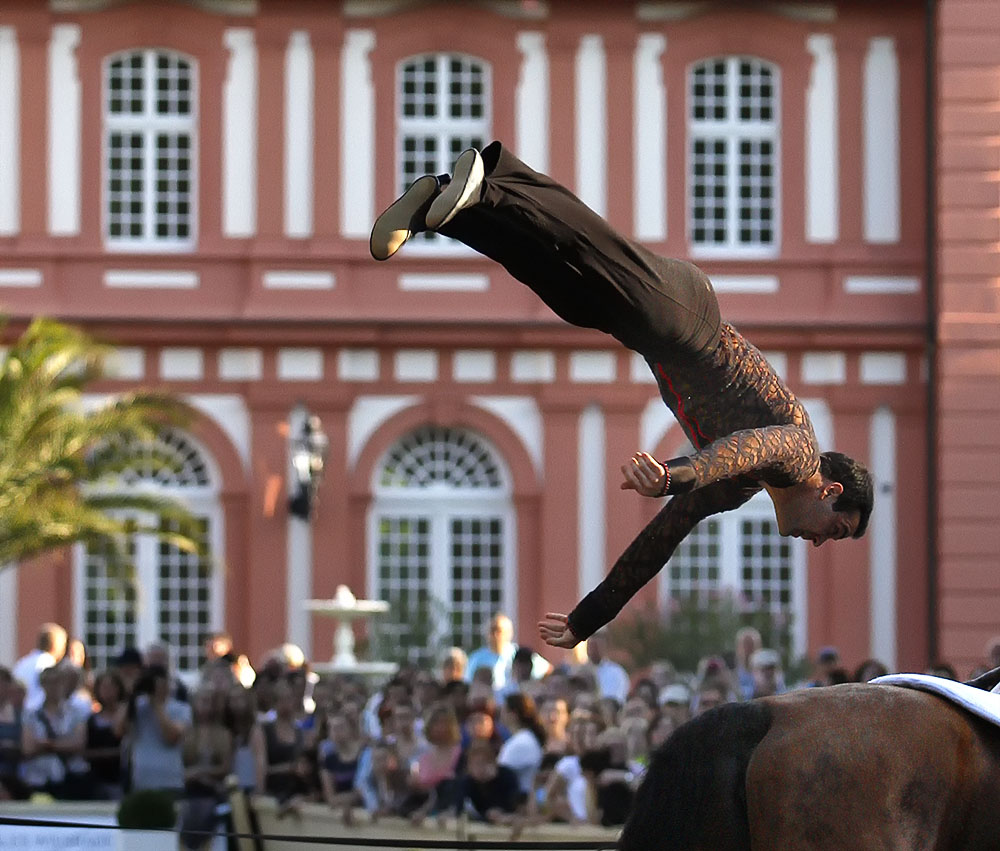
[466,615,549,692]
[0,667,27,800]
[441,648,468,684]
[225,685,265,793]
[14,623,68,712]
[179,688,233,851]
[20,664,90,799]
[126,664,191,794]
[497,694,545,801]
[734,627,763,700]
[854,658,890,683]
[146,643,190,704]
[318,713,364,824]
[805,646,842,687]
[750,649,787,698]
[584,633,630,703]
[460,739,522,825]
[497,647,536,699]
[114,647,145,696]
[84,670,128,800]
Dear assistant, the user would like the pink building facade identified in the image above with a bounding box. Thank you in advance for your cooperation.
[0,0,989,676]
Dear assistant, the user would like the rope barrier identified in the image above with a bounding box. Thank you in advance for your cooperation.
[0,815,617,850]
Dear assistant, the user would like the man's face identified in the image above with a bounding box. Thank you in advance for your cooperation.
[777,481,859,547]
[488,616,513,651]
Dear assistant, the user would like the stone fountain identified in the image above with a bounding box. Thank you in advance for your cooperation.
[304,585,398,679]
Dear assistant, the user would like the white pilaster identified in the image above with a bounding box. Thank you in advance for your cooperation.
[48,24,81,236]
[805,34,838,243]
[863,37,900,243]
[0,565,16,663]
[578,404,606,596]
[0,27,20,236]
[869,406,897,668]
[222,28,257,237]
[575,35,606,216]
[285,31,314,238]
[286,404,312,656]
[340,29,375,238]
[515,32,549,173]
[634,33,666,241]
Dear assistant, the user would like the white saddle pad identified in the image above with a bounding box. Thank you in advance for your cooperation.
[871,673,1000,729]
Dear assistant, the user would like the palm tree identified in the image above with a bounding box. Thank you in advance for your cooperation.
[0,317,201,574]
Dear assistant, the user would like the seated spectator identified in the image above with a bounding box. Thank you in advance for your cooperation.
[0,667,27,800]
[927,661,958,680]
[387,699,425,772]
[545,709,603,824]
[580,743,633,827]
[620,716,650,777]
[538,696,570,757]
[261,679,310,816]
[750,649,787,698]
[460,739,522,825]
[584,633,630,703]
[442,679,470,727]
[647,713,676,752]
[402,703,463,826]
[497,694,545,800]
[595,697,622,730]
[84,670,128,800]
[691,682,730,716]
[658,683,692,728]
[20,664,90,799]
[627,677,660,711]
[180,688,233,851]
[356,739,407,821]
[460,697,503,756]
[854,658,890,683]
[441,648,468,684]
[318,712,364,824]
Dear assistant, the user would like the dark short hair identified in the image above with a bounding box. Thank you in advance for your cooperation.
[819,451,874,538]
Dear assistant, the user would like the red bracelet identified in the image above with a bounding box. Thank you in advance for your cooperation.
[656,465,671,497]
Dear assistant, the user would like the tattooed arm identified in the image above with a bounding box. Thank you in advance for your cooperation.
[566,479,759,641]
[664,424,820,495]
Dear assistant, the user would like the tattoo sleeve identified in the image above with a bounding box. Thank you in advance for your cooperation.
[667,425,820,494]
[567,479,759,640]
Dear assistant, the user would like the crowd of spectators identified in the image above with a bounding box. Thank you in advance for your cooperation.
[1,615,994,844]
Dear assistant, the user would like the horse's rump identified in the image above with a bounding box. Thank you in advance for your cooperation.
[618,700,772,851]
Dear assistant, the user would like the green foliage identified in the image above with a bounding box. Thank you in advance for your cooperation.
[606,589,794,675]
[116,788,177,830]
[0,317,203,574]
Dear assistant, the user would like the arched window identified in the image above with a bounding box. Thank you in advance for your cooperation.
[104,49,197,250]
[688,56,779,257]
[397,53,491,251]
[369,426,514,664]
[76,429,222,675]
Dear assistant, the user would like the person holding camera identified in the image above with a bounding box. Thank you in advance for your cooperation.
[124,665,192,795]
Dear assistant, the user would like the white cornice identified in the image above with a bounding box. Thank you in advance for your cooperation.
[344,0,548,19]
[637,2,835,24]
[51,0,258,16]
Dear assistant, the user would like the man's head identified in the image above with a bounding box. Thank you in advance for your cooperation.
[487,614,513,652]
[777,452,874,546]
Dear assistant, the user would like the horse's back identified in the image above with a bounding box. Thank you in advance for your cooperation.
[748,682,1000,850]
[619,699,772,851]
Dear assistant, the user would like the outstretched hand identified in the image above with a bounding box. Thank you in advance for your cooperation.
[538,612,579,649]
[620,451,667,498]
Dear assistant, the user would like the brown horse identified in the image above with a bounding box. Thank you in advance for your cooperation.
[619,681,1000,850]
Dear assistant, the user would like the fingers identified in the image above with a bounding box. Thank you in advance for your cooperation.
[544,612,568,623]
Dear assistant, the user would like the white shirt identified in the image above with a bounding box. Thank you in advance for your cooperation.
[12,650,58,712]
[497,728,543,793]
[594,659,630,703]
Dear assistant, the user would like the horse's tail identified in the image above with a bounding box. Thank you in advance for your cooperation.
[618,700,773,851]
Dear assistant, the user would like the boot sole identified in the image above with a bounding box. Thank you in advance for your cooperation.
[425,149,484,230]
[369,175,439,261]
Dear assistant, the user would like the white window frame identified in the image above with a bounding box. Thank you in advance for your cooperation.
[396,52,490,258]
[367,431,516,660]
[687,55,780,260]
[73,435,223,680]
[658,491,807,657]
[103,49,198,253]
